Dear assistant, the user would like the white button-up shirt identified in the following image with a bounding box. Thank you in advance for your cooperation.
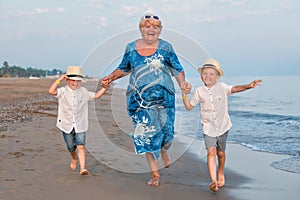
[56,86,95,133]
[189,82,233,137]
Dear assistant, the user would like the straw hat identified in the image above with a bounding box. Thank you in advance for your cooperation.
[198,58,223,76]
[66,66,83,81]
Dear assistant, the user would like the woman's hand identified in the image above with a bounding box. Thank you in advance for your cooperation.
[101,69,126,88]
[101,75,112,88]
[180,81,192,95]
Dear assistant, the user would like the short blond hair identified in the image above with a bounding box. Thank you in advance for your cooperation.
[139,14,162,29]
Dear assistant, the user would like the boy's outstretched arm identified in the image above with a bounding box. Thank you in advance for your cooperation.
[231,79,262,93]
[94,87,108,99]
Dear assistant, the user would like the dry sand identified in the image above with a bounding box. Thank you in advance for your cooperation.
[0,78,299,200]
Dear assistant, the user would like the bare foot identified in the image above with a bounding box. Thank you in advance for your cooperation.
[161,150,171,168]
[147,176,160,187]
[79,169,89,175]
[70,159,76,171]
[209,182,219,192]
[218,176,225,188]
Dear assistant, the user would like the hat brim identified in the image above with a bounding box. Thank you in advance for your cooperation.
[67,75,83,81]
[198,66,223,76]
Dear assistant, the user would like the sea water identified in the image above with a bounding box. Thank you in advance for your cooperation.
[175,75,300,175]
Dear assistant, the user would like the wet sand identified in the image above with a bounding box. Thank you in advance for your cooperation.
[0,78,299,200]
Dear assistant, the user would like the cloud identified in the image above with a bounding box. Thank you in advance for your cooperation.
[162,4,192,13]
[181,0,299,25]
[1,7,66,18]
[55,7,65,13]
[35,8,49,14]
[0,31,25,40]
[0,6,67,40]
[120,6,140,16]
[161,0,177,2]
[219,0,248,6]
[83,15,108,27]
[77,0,110,9]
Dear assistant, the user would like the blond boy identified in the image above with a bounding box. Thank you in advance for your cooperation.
[182,58,262,192]
[48,66,107,175]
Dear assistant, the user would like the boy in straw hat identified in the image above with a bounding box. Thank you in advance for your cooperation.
[182,58,262,192]
[49,66,107,175]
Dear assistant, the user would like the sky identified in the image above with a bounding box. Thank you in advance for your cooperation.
[1,0,300,77]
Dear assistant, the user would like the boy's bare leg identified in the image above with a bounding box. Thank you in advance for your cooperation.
[77,145,89,175]
[70,150,77,171]
[217,150,226,187]
[146,152,160,187]
[207,147,219,192]
[161,149,171,168]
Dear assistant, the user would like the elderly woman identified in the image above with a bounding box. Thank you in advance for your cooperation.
[101,13,191,187]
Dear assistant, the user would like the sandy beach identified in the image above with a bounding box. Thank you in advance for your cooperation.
[0,78,299,200]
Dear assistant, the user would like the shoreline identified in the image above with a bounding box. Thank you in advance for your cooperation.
[1,78,300,200]
[2,113,299,200]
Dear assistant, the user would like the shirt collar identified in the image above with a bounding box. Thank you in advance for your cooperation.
[66,85,78,92]
[204,83,217,91]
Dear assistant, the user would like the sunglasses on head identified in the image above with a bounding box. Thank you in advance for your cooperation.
[144,15,160,20]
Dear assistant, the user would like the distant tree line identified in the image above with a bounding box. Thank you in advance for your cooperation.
[0,61,64,78]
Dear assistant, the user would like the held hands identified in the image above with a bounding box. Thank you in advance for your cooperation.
[101,75,112,88]
[180,81,192,95]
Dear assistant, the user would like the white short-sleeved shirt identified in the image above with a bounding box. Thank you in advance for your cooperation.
[55,86,95,133]
[189,82,233,137]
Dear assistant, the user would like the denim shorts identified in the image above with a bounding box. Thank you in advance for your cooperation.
[62,129,86,152]
[203,131,229,151]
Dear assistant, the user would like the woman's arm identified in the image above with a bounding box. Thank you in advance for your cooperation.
[101,69,126,88]
[176,71,193,110]
[175,71,192,94]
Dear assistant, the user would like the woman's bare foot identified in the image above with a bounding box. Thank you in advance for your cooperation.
[70,159,77,171]
[218,176,225,188]
[161,150,171,168]
[209,182,219,192]
[147,176,160,187]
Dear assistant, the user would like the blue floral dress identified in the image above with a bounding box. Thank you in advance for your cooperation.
[117,39,183,159]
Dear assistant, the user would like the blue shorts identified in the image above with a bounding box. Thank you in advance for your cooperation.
[62,129,86,152]
[203,131,229,152]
